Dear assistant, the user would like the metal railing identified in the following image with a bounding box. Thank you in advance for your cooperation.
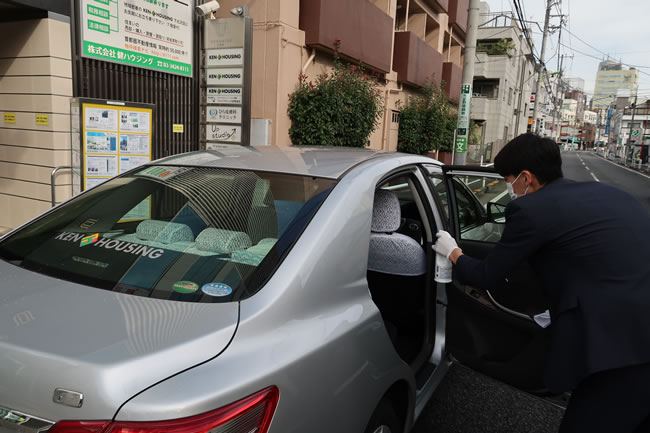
[50,166,73,207]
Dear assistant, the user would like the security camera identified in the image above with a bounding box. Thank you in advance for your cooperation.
[195,0,220,17]
[230,6,244,16]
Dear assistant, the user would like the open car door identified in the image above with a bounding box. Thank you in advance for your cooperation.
[430,165,553,392]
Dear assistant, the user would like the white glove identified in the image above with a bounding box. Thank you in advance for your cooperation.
[433,230,459,259]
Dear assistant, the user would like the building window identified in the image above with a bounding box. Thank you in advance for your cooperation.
[508,87,513,105]
[473,79,499,99]
[392,111,400,123]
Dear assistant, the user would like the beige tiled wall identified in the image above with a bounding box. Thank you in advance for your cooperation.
[0,18,73,233]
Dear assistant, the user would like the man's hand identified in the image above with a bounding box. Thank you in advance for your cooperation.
[434,231,462,263]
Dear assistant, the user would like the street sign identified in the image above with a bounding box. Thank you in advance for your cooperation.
[455,137,467,153]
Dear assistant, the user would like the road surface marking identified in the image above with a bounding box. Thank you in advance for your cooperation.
[585,166,590,171]
[590,172,600,182]
[594,155,650,180]
[493,189,510,202]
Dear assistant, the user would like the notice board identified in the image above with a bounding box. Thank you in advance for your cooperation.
[71,98,154,191]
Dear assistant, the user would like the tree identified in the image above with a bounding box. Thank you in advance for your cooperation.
[287,41,384,147]
[397,81,456,154]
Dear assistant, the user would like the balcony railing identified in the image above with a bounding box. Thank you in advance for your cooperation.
[393,31,443,88]
[299,0,393,73]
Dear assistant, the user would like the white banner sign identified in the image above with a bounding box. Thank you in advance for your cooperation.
[206,48,244,67]
[206,106,242,124]
[206,124,242,143]
[207,87,243,105]
[206,68,244,86]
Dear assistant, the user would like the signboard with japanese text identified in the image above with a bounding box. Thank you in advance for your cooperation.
[75,99,153,191]
[206,87,243,105]
[206,106,242,124]
[79,0,193,77]
[202,16,252,147]
[455,84,472,154]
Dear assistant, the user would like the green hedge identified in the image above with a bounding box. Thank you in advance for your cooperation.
[288,48,383,147]
[397,82,456,154]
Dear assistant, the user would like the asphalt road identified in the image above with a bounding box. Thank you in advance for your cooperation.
[562,151,650,212]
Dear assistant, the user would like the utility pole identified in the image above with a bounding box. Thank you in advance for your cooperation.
[551,54,565,143]
[531,0,553,134]
[453,0,480,165]
[626,89,638,165]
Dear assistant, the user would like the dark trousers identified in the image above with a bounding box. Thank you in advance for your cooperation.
[559,362,650,433]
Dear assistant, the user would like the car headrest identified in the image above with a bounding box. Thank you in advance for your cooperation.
[195,228,252,253]
[372,190,401,233]
[368,233,426,276]
[136,220,194,244]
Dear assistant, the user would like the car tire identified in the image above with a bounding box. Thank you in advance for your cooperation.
[364,398,401,433]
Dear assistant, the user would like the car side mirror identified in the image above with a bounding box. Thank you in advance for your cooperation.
[487,202,506,223]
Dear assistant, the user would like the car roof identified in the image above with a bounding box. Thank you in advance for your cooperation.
[152,145,423,179]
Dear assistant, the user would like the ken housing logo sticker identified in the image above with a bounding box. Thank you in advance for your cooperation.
[55,232,164,259]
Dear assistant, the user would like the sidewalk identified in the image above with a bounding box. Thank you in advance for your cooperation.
[597,152,650,176]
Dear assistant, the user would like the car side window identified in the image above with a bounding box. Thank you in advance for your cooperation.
[377,175,427,246]
[452,175,511,243]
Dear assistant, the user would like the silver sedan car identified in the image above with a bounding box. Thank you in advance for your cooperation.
[0,146,552,433]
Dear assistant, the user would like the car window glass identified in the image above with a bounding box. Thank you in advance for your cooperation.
[452,175,511,243]
[428,174,450,225]
[377,175,427,245]
[0,166,334,302]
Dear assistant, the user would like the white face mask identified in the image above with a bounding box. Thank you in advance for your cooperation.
[506,172,529,200]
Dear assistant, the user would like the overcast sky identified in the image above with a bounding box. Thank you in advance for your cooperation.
[483,0,650,101]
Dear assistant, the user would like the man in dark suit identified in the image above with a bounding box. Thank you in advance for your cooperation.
[434,133,650,433]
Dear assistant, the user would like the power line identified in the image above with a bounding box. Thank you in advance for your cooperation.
[561,26,650,70]
[559,42,650,78]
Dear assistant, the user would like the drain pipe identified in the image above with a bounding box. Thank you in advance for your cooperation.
[302,48,316,74]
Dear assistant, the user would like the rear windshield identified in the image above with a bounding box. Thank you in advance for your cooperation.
[0,166,334,302]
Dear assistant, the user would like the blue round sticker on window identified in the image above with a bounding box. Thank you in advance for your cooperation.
[201,283,232,297]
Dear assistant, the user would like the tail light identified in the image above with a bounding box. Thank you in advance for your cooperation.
[49,386,279,433]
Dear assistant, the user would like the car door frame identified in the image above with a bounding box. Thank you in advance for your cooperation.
[427,165,553,393]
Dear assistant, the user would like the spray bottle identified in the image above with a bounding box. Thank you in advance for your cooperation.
[434,251,452,283]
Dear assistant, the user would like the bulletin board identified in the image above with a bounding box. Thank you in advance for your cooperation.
[75,98,154,190]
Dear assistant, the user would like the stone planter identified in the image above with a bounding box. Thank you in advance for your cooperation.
[437,151,454,164]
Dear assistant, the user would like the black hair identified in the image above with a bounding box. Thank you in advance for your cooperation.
[494,133,563,184]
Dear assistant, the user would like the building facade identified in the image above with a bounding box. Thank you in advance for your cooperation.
[0,0,468,232]
[592,60,639,111]
[0,1,74,233]
[254,0,466,151]
[469,3,535,162]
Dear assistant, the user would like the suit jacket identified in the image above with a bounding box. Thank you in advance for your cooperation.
[456,177,650,392]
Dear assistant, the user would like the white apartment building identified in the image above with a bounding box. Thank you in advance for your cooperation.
[583,110,598,125]
[469,2,536,161]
